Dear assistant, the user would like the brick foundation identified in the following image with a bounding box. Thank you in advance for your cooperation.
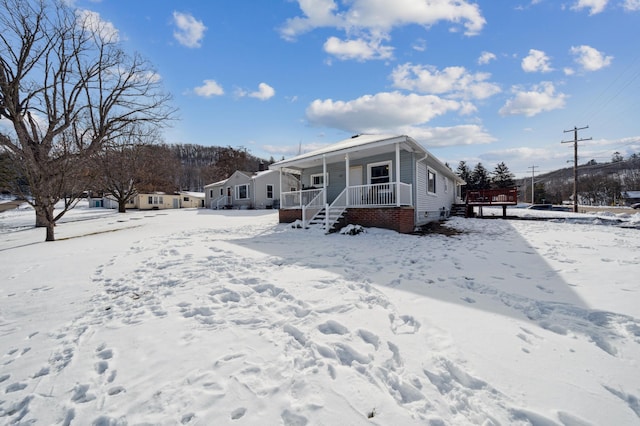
[345,207,415,234]
[278,209,302,223]
[279,207,415,234]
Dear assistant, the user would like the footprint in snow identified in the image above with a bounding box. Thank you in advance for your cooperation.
[317,320,349,335]
[231,407,247,420]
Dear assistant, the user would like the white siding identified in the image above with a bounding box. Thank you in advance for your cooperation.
[415,160,456,225]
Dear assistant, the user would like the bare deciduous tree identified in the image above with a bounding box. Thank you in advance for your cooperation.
[0,0,173,240]
[91,124,161,213]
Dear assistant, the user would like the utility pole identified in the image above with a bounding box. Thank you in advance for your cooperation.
[561,126,592,213]
[528,165,538,204]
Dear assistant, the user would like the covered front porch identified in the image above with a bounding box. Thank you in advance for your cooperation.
[273,136,416,232]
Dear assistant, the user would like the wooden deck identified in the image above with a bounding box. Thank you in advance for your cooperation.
[464,188,518,217]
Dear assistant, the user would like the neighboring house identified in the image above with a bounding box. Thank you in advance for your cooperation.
[134,192,182,210]
[269,134,465,233]
[180,191,205,208]
[622,190,640,205]
[204,169,299,210]
[92,192,204,210]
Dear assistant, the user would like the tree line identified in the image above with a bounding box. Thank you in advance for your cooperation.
[454,161,516,198]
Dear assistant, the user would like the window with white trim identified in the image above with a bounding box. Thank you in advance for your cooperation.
[310,173,328,187]
[368,161,392,185]
[266,184,274,199]
[235,184,249,200]
[427,168,437,194]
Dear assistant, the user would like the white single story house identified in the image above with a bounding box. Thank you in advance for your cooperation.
[91,191,205,210]
[269,134,466,233]
[204,169,299,210]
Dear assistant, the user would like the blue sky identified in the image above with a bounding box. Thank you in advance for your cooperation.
[74,0,639,177]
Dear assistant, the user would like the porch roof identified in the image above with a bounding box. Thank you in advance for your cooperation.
[270,133,464,185]
[269,134,424,170]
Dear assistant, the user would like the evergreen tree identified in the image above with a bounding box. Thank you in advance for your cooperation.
[455,161,472,196]
[491,162,515,188]
[471,163,491,189]
[456,161,472,184]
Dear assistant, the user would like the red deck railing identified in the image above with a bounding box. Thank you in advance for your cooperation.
[465,188,518,205]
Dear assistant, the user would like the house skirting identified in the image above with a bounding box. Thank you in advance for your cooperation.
[279,207,416,234]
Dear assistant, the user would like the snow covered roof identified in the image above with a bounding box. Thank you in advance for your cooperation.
[269,134,462,183]
[269,134,419,169]
[180,191,205,198]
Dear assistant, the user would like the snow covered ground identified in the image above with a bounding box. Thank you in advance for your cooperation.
[1,202,639,425]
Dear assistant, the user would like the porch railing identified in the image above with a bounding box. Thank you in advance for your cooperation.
[280,183,412,210]
[281,188,323,209]
[465,188,518,205]
[347,182,412,207]
[210,195,227,209]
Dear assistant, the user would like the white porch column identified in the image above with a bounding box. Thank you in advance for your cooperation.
[345,153,350,206]
[395,142,401,206]
[323,154,328,231]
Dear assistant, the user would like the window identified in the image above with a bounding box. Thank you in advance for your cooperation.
[220,188,224,196]
[236,184,249,200]
[209,190,214,198]
[427,168,437,194]
[183,196,189,202]
[158,196,163,204]
[368,161,392,184]
[148,196,153,204]
[310,173,328,187]
[266,184,274,199]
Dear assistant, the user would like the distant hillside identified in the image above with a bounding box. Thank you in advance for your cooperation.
[515,156,640,205]
[168,144,275,192]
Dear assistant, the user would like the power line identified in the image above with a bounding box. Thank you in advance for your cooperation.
[562,126,592,213]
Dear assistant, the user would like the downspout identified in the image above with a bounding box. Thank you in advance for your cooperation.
[395,142,401,207]
[345,153,350,206]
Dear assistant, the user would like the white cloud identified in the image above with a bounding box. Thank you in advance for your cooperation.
[521,49,553,73]
[390,63,501,100]
[412,39,427,52]
[172,11,206,48]
[305,91,462,133]
[323,36,393,61]
[280,0,486,45]
[404,124,497,147]
[571,0,609,14]
[249,83,276,100]
[570,45,613,71]
[193,80,224,97]
[76,9,119,42]
[478,51,496,65]
[624,0,640,11]
[499,82,567,117]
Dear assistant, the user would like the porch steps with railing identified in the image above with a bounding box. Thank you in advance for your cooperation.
[309,206,347,233]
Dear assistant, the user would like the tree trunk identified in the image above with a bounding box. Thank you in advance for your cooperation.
[35,204,48,227]
[46,222,55,242]
[118,200,126,213]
